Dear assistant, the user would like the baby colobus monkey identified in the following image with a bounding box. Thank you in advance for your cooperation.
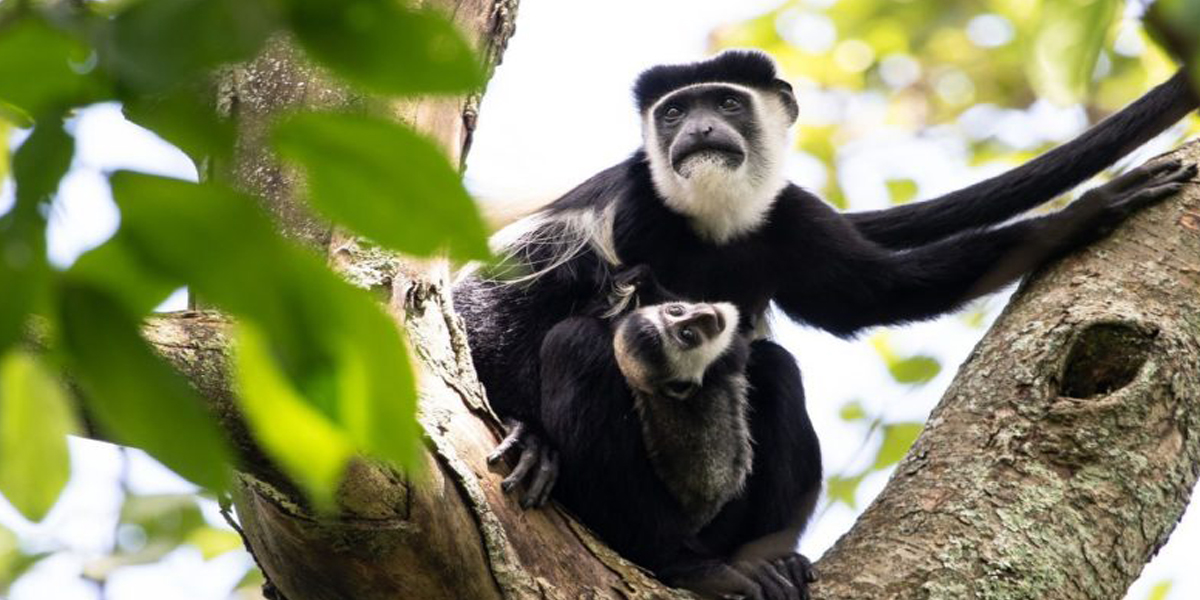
[538,267,818,600]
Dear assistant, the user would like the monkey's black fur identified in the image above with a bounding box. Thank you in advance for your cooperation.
[454,51,1198,599]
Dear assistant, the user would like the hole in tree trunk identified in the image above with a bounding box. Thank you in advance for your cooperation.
[1059,323,1154,399]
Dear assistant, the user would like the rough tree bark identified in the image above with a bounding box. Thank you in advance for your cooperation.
[127,1,1200,597]
[812,140,1200,600]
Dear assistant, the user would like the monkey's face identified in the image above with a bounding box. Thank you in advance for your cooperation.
[613,301,740,400]
[653,86,754,178]
[641,82,796,243]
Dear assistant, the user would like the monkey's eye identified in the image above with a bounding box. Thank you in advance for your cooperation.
[678,327,697,344]
[667,304,685,316]
[663,106,685,121]
[719,97,742,112]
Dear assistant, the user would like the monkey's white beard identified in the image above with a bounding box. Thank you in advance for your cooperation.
[649,154,785,245]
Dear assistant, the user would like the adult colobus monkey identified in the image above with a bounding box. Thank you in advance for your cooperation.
[454,50,1198,598]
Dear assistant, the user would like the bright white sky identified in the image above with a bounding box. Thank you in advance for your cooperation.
[3,1,1198,598]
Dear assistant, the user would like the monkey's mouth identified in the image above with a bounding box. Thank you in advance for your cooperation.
[671,142,745,174]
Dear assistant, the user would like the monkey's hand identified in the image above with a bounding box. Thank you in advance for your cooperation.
[1065,159,1196,238]
[487,418,559,509]
[727,553,817,600]
[668,553,817,600]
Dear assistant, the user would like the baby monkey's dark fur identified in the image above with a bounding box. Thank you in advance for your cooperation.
[540,267,819,599]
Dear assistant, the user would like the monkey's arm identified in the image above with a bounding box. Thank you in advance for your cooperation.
[777,160,1196,336]
[845,69,1197,250]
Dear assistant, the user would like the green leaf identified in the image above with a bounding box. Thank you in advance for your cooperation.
[0,118,11,184]
[234,322,355,506]
[286,0,481,95]
[887,355,941,385]
[1147,0,1200,97]
[0,119,73,355]
[826,473,864,509]
[105,173,421,489]
[85,493,209,579]
[68,239,181,317]
[106,0,279,92]
[0,351,78,522]
[1027,0,1118,104]
[0,19,107,116]
[186,525,243,560]
[274,112,489,261]
[1146,580,1174,600]
[58,284,232,492]
[871,422,923,471]
[885,178,918,205]
[119,493,206,558]
[0,524,48,594]
[122,87,235,167]
[839,400,867,422]
[13,117,74,209]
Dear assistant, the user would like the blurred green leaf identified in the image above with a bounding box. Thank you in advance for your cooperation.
[0,118,11,184]
[1146,580,1174,600]
[839,400,867,422]
[120,493,205,556]
[286,0,481,95]
[68,239,181,317]
[85,493,208,579]
[12,118,74,209]
[58,284,232,492]
[887,355,941,384]
[234,322,355,506]
[186,525,243,560]
[0,524,48,594]
[0,119,73,356]
[274,112,489,261]
[1028,0,1119,104]
[122,87,235,167]
[871,422,923,471]
[870,334,942,385]
[234,565,267,599]
[1147,0,1200,94]
[886,178,918,205]
[826,473,864,509]
[0,351,78,522]
[0,19,107,116]
[105,173,420,488]
[107,0,279,92]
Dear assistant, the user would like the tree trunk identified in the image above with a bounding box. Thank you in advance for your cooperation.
[813,141,1200,599]
[130,3,1200,595]
[164,1,691,598]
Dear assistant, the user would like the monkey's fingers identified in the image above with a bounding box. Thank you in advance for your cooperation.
[1109,158,1184,192]
[754,565,799,600]
[778,553,817,584]
[501,435,542,493]
[1114,169,1192,214]
[524,448,559,508]
[736,560,796,600]
[774,554,816,600]
[487,419,528,465]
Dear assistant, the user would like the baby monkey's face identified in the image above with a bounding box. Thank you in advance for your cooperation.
[613,301,740,400]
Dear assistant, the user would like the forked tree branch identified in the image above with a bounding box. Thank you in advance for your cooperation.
[126,1,1200,595]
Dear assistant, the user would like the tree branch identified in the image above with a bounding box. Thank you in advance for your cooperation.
[121,1,1200,594]
[813,141,1200,599]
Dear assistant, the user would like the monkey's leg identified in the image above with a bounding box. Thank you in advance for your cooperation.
[721,340,822,599]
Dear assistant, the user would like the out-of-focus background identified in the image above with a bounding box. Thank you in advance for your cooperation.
[3,1,1198,598]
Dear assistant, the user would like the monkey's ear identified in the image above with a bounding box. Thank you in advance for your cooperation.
[773,79,799,123]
